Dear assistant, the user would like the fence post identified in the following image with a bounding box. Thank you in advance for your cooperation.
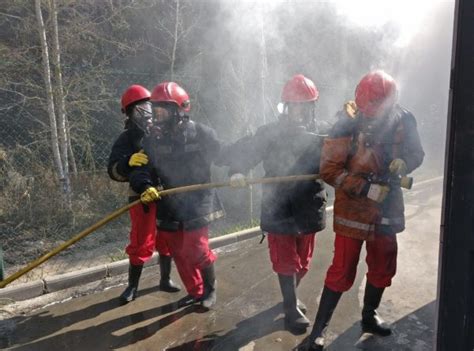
[0,248,4,281]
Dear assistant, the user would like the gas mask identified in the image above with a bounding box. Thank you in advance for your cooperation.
[151,103,176,135]
[279,102,317,130]
[360,111,390,148]
[151,102,192,141]
[130,101,153,133]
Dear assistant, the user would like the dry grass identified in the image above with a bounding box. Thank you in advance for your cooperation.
[0,145,258,284]
[0,146,128,273]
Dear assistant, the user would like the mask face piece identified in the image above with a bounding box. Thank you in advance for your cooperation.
[360,115,385,148]
[153,102,179,126]
[153,106,172,124]
[131,101,153,132]
[287,102,316,129]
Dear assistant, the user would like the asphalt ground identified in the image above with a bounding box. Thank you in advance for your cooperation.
[0,178,442,351]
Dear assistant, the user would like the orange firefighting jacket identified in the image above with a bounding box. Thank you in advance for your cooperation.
[321,105,424,240]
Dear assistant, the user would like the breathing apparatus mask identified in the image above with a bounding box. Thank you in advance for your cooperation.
[151,102,193,142]
[278,101,317,131]
[125,101,153,133]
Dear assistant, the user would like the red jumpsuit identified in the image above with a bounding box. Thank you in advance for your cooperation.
[267,233,315,280]
[158,227,215,297]
[126,202,172,265]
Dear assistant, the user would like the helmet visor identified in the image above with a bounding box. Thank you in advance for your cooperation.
[152,102,178,127]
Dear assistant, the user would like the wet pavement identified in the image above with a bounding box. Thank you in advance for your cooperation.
[0,180,442,351]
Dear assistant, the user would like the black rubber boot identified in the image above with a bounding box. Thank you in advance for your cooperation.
[119,264,143,305]
[297,299,307,315]
[278,274,310,332]
[296,275,307,315]
[201,263,217,308]
[304,286,342,350]
[159,255,181,292]
[177,294,203,307]
[361,282,391,336]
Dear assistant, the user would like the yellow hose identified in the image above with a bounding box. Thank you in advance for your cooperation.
[0,174,319,288]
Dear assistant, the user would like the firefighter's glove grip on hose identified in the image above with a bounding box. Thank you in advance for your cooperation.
[229,173,248,187]
[389,158,407,176]
[366,184,390,203]
[140,187,160,203]
[128,150,148,167]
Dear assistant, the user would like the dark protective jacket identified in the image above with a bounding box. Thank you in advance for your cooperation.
[107,127,145,200]
[320,105,425,240]
[129,120,225,231]
[219,116,328,235]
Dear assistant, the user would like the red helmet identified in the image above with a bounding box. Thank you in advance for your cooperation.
[121,85,151,113]
[355,70,397,117]
[150,82,191,112]
[281,74,319,103]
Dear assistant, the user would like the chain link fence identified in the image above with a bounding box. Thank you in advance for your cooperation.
[0,93,257,287]
[0,63,354,288]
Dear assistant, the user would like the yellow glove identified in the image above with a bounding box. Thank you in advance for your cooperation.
[367,184,390,203]
[344,100,358,118]
[140,187,160,203]
[389,158,407,176]
[128,150,148,167]
[229,173,247,187]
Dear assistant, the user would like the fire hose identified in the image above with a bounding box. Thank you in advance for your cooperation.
[0,174,320,289]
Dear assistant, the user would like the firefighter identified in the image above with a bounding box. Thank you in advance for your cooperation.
[218,74,328,333]
[303,71,425,350]
[129,82,224,308]
[108,84,180,305]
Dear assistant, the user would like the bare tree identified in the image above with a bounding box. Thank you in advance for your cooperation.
[170,0,180,80]
[147,0,203,80]
[35,0,71,198]
[50,0,77,177]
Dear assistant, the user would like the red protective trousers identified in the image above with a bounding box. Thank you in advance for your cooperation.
[126,202,171,266]
[267,233,316,279]
[325,233,398,292]
[158,227,216,298]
